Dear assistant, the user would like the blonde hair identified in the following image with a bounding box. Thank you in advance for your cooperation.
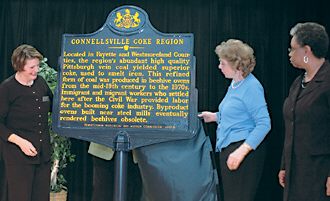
[215,39,256,77]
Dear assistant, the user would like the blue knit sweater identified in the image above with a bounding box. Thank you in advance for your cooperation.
[215,73,271,152]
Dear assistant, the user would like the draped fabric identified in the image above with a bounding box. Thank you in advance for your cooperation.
[1,0,330,201]
[135,121,219,201]
[88,121,219,201]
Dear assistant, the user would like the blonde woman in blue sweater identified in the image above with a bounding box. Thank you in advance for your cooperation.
[199,39,271,201]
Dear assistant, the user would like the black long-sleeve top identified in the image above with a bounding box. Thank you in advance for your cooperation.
[0,75,53,164]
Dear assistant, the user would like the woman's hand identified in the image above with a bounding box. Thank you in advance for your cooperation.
[18,139,38,157]
[278,170,286,187]
[227,143,252,170]
[198,111,217,123]
[8,134,37,157]
[326,176,330,196]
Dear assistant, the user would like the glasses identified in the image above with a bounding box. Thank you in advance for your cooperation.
[288,46,303,53]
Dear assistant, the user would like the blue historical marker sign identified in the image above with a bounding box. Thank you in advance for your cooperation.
[52,5,199,149]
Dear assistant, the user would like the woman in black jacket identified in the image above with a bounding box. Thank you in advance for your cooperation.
[279,22,330,201]
[0,44,53,201]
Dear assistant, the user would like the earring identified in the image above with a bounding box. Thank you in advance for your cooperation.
[303,56,309,63]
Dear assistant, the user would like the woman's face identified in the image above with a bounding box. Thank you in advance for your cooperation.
[20,58,40,81]
[218,58,236,79]
[289,36,306,69]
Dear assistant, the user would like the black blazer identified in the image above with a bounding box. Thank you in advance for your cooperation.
[281,60,330,201]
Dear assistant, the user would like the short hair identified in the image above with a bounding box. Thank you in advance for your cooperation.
[290,22,329,58]
[11,44,43,72]
[215,39,256,77]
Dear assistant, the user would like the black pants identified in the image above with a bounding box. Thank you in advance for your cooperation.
[91,152,142,201]
[219,141,266,201]
[5,161,51,201]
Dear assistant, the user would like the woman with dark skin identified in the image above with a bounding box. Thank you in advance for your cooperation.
[0,44,53,201]
[279,22,330,201]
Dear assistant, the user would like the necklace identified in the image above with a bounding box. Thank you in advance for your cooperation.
[301,59,325,89]
[231,79,245,89]
[26,80,34,87]
[15,73,34,87]
[301,72,307,89]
